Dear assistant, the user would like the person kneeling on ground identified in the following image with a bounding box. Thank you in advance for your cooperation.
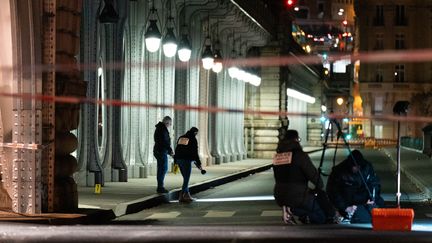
[174,127,201,203]
[326,150,384,223]
[273,129,340,224]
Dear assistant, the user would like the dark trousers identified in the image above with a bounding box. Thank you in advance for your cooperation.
[154,151,168,189]
[292,189,336,224]
[351,204,373,223]
[176,159,192,193]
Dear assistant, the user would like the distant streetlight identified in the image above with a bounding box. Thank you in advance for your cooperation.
[321,105,327,112]
[337,97,344,105]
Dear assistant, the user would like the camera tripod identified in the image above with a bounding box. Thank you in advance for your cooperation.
[317,118,374,200]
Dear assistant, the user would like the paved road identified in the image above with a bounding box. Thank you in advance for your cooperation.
[309,148,423,202]
[115,148,424,226]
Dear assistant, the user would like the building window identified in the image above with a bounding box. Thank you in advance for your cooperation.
[374,5,384,26]
[374,96,383,114]
[375,65,383,82]
[394,64,405,82]
[375,33,384,50]
[395,34,405,49]
[395,5,407,25]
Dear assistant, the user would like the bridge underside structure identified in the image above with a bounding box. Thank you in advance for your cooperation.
[0,0,322,214]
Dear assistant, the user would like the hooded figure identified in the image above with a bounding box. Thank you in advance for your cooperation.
[326,150,384,223]
[174,127,201,203]
[153,116,174,193]
[273,129,338,224]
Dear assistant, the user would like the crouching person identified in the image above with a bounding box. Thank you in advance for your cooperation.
[273,129,339,224]
[326,150,384,223]
[174,127,201,203]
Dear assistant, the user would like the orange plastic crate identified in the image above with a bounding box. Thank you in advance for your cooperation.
[372,208,414,231]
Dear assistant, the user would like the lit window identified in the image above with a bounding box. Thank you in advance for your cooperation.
[394,64,405,82]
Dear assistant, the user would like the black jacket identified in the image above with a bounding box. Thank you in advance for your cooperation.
[174,131,201,166]
[326,155,384,214]
[153,122,173,154]
[273,139,323,207]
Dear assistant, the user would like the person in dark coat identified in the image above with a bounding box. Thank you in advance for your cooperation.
[174,127,201,203]
[273,129,338,224]
[153,116,174,193]
[326,149,384,223]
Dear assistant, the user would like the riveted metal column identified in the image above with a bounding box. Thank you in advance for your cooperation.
[41,0,56,213]
[78,0,103,186]
[126,1,154,178]
[237,81,247,159]
[198,61,214,166]
[108,0,128,181]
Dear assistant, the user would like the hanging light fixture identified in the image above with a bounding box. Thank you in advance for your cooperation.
[211,21,223,73]
[178,34,192,62]
[212,40,223,73]
[162,19,178,57]
[162,1,178,58]
[177,0,192,62]
[201,41,214,70]
[201,15,214,70]
[145,0,161,53]
[99,0,119,23]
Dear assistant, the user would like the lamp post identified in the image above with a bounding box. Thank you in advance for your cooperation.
[393,101,409,207]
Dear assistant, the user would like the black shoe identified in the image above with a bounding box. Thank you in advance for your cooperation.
[157,187,168,193]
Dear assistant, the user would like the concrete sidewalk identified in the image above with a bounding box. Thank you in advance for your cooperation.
[78,158,273,218]
[383,147,432,199]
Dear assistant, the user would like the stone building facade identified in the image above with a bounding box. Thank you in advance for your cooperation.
[354,0,432,139]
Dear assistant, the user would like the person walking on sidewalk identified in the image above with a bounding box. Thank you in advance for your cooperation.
[153,116,174,193]
[326,150,384,223]
[174,127,201,203]
[273,129,340,224]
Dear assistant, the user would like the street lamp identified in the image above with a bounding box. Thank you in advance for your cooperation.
[144,3,161,53]
[162,0,178,58]
[162,26,178,57]
[177,0,192,62]
[337,97,344,105]
[201,41,214,70]
[212,40,223,73]
[201,15,214,70]
[321,105,327,112]
[178,34,192,62]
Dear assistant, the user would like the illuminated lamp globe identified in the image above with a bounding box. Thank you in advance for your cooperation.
[177,35,192,62]
[145,20,162,52]
[162,28,178,57]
